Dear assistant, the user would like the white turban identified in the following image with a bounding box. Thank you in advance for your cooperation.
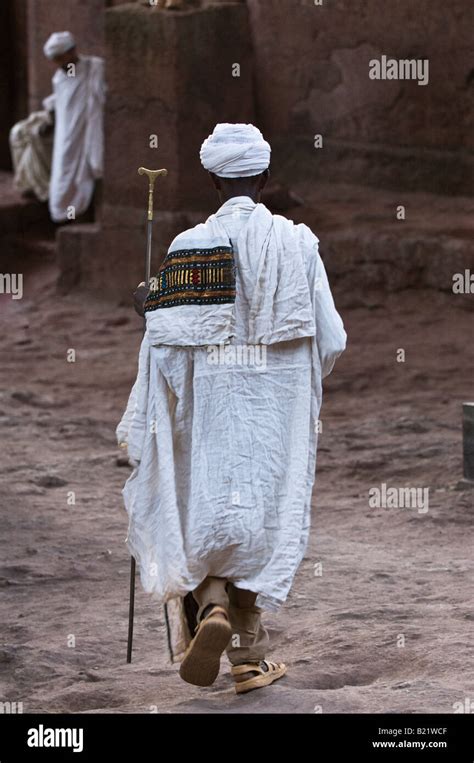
[43,31,76,60]
[200,123,271,178]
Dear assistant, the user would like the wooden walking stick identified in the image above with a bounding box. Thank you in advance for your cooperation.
[127,166,168,664]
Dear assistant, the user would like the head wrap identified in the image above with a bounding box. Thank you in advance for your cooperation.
[200,123,271,178]
[43,31,76,60]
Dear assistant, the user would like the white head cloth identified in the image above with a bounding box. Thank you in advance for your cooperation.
[43,31,76,60]
[200,123,271,178]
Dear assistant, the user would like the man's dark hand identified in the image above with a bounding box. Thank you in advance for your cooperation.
[39,122,54,137]
[133,282,150,317]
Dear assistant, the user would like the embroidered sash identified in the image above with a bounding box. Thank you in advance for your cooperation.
[144,246,236,312]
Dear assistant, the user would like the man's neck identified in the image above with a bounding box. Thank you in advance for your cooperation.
[61,54,80,72]
[219,193,258,204]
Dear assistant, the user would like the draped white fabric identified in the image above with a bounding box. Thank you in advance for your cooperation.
[49,55,105,222]
[9,104,54,202]
[117,197,346,611]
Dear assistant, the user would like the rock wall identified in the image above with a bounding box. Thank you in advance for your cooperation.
[247,0,474,194]
[0,4,14,169]
[58,2,255,297]
[25,0,106,113]
[5,0,471,299]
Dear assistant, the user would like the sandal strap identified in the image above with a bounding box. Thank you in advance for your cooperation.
[204,605,229,619]
[260,660,280,673]
[231,662,263,677]
[231,659,279,677]
[194,604,229,633]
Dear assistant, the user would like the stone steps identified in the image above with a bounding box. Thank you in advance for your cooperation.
[1,231,56,263]
[1,170,471,306]
[0,171,53,235]
[0,172,57,273]
[285,181,474,307]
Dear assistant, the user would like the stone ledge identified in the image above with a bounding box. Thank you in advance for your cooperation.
[55,212,474,308]
[273,138,474,197]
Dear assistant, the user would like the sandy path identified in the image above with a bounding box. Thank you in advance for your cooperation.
[0,265,473,713]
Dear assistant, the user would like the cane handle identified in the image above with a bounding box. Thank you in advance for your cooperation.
[138,167,168,220]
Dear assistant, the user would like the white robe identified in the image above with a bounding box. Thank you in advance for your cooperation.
[117,197,346,614]
[49,55,105,222]
[9,94,55,202]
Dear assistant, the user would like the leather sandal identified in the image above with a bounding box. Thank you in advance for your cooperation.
[231,659,287,694]
[179,605,232,687]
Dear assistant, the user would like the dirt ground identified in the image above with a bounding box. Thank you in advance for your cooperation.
[0,255,473,714]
